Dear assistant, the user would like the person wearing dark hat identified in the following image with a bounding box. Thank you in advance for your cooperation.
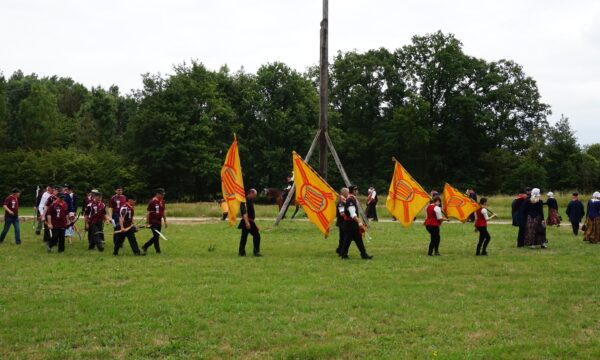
[114,195,143,256]
[238,188,261,256]
[340,185,372,260]
[84,191,109,251]
[512,188,530,247]
[0,188,21,245]
[566,192,585,236]
[424,195,448,256]
[142,188,167,254]
[46,194,69,252]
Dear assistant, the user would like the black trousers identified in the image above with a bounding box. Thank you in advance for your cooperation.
[571,222,580,236]
[49,228,66,252]
[88,221,105,251]
[114,228,141,255]
[239,224,260,255]
[341,224,368,257]
[43,223,51,243]
[476,226,491,255]
[336,225,345,254]
[143,225,162,253]
[426,225,440,255]
[517,225,525,247]
[367,203,378,221]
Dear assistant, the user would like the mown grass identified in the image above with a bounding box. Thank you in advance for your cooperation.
[1,217,599,359]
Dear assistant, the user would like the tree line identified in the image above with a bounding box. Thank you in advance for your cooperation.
[1,31,599,203]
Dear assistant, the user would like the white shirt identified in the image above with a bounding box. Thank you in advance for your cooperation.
[38,192,51,215]
[482,208,490,221]
[434,205,443,220]
[348,205,357,219]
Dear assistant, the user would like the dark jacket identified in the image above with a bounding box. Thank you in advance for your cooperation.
[566,200,585,223]
[512,196,528,227]
[546,198,558,210]
[523,199,544,220]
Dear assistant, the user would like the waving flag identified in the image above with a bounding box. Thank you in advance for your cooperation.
[292,151,337,236]
[385,160,431,227]
[221,135,245,225]
[442,183,480,222]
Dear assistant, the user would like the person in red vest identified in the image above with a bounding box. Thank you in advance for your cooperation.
[424,196,448,256]
[46,194,69,253]
[142,188,167,254]
[475,197,496,256]
[1,188,21,245]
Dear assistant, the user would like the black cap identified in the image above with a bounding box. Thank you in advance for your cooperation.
[63,184,72,190]
[155,188,166,195]
[348,185,358,192]
[11,187,20,193]
[57,193,66,200]
[573,192,579,196]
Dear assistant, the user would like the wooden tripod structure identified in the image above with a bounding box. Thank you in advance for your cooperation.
[274,0,367,226]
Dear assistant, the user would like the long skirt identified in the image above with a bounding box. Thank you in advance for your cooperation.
[547,208,560,226]
[585,218,600,244]
[584,218,593,241]
[524,216,545,246]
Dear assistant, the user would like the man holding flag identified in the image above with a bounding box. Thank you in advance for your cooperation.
[238,189,261,257]
[340,185,373,260]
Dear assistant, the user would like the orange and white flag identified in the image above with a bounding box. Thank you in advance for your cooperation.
[292,151,337,236]
[385,160,431,227]
[221,135,245,225]
[442,183,480,222]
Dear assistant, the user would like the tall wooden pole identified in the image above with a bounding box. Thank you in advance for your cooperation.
[318,0,329,178]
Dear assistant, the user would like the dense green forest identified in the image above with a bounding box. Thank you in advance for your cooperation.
[1,32,599,202]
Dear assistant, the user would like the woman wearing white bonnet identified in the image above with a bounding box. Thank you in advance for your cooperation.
[585,191,600,243]
[546,191,561,226]
[523,187,548,248]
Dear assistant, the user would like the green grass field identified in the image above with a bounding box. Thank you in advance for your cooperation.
[1,215,600,359]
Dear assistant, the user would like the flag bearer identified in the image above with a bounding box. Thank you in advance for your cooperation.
[238,189,261,256]
[340,185,372,260]
[425,196,448,256]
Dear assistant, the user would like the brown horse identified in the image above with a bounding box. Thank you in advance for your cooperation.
[264,188,300,219]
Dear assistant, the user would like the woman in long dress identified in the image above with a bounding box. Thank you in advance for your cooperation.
[524,188,547,249]
[546,192,561,226]
[584,192,600,243]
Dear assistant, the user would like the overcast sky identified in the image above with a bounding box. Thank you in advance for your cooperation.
[1,0,599,144]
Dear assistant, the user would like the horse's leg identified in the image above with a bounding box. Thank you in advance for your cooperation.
[291,205,300,219]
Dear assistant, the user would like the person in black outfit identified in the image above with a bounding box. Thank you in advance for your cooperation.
[512,188,530,247]
[566,192,585,236]
[340,185,372,260]
[335,187,349,256]
[366,187,379,222]
[238,189,261,257]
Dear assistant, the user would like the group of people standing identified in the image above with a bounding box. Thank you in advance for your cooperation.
[512,188,600,248]
[0,185,167,256]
